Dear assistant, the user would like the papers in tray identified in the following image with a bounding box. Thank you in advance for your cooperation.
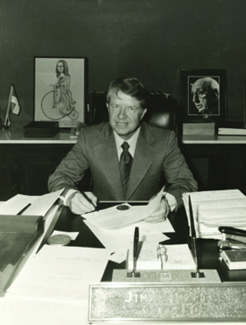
[183,189,246,239]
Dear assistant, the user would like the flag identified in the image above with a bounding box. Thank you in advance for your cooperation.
[3,85,21,127]
[10,86,21,115]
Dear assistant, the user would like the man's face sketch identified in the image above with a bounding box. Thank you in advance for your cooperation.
[191,77,220,115]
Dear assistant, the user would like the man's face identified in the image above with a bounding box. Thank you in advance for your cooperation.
[107,90,147,140]
[191,85,208,113]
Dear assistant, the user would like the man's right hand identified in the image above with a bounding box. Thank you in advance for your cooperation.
[67,191,97,215]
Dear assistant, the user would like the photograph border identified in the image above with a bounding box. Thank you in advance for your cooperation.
[180,69,227,124]
[34,57,87,128]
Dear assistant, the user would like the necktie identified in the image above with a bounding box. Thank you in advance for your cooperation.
[119,141,133,194]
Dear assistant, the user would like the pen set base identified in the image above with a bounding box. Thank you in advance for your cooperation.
[126,271,140,278]
[113,269,221,284]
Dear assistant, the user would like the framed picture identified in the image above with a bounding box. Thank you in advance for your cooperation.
[180,69,227,124]
[34,57,86,127]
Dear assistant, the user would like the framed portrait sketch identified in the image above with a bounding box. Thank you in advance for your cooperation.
[34,57,86,127]
[180,69,227,124]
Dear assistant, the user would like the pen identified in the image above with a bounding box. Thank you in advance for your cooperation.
[17,203,31,215]
[81,191,98,211]
[133,226,139,274]
[188,196,200,277]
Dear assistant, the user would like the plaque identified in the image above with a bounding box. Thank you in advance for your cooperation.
[88,283,246,323]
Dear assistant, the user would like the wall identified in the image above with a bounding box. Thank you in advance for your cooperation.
[0,0,246,122]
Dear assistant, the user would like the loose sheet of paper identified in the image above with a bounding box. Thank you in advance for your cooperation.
[0,189,64,217]
[109,232,170,264]
[7,245,110,301]
[127,242,196,270]
[84,217,173,263]
[82,187,174,263]
[83,186,165,230]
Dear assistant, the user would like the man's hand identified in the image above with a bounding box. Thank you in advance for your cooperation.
[67,191,97,215]
[145,196,170,223]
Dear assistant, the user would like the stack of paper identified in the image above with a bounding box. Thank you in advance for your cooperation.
[0,189,64,218]
[218,127,246,135]
[183,189,246,239]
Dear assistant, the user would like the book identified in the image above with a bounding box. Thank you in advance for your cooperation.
[127,242,196,270]
[221,249,246,270]
[218,127,246,135]
[0,215,44,296]
[182,121,215,135]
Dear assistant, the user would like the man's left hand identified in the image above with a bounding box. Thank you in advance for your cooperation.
[145,196,170,223]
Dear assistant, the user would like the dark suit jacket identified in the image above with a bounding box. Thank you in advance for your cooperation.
[48,122,197,207]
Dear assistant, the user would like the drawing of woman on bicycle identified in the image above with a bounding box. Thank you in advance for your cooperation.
[53,59,76,116]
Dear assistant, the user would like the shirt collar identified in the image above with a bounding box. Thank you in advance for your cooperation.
[113,126,141,157]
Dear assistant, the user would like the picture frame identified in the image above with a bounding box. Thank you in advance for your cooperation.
[34,57,86,127]
[180,69,227,124]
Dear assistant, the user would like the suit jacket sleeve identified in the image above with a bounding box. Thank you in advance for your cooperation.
[163,130,198,207]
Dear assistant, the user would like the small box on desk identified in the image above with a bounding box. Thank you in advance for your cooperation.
[221,249,246,270]
[182,121,215,135]
[23,121,59,137]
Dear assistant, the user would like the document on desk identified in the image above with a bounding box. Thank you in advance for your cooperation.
[83,186,166,230]
[82,188,174,263]
[7,245,110,301]
[84,218,173,263]
[0,189,64,217]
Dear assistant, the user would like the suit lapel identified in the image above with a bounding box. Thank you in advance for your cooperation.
[93,124,124,199]
[126,123,156,199]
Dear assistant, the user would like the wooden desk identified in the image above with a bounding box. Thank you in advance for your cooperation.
[1,204,246,324]
[53,204,246,283]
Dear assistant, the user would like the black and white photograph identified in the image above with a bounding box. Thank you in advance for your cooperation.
[1,1,246,324]
[180,69,227,122]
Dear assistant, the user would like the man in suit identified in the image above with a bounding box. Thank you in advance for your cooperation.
[48,77,197,221]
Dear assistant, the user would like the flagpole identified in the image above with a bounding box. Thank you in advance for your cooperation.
[3,85,14,128]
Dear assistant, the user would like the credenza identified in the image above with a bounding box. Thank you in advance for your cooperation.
[0,122,246,200]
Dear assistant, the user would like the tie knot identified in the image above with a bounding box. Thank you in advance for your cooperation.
[121,141,130,152]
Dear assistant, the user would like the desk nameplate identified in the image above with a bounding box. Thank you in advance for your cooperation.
[88,282,246,323]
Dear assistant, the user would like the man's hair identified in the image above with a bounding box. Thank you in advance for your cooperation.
[106,77,148,108]
[191,77,219,99]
